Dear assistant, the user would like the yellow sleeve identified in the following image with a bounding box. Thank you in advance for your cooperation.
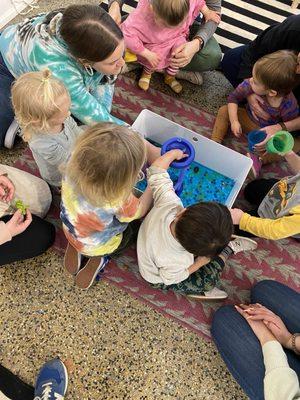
[239,206,300,240]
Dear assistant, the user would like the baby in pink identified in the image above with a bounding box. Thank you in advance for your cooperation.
[121,0,220,93]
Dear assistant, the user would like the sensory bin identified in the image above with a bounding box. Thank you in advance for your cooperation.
[136,140,235,207]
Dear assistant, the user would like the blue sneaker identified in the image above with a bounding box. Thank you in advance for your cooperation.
[34,358,68,400]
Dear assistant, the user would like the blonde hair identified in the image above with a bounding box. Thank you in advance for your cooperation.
[65,123,146,206]
[11,69,69,141]
[152,0,189,26]
[254,50,300,96]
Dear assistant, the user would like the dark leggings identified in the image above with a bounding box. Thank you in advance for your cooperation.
[0,215,56,266]
[235,178,278,237]
[0,364,34,400]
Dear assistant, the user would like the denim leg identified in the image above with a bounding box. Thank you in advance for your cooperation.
[251,280,300,377]
[211,305,265,400]
[220,45,246,88]
[0,51,15,147]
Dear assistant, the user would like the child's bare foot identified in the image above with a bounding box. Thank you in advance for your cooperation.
[164,74,182,94]
[138,72,152,91]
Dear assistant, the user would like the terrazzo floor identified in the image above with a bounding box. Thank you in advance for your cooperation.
[0,2,246,399]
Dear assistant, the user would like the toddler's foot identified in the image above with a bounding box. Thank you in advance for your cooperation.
[34,358,68,400]
[247,152,262,180]
[64,243,82,275]
[164,74,182,93]
[228,235,257,254]
[138,72,152,91]
[175,70,203,86]
[187,287,228,301]
[75,256,110,290]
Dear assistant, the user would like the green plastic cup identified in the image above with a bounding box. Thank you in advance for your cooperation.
[266,130,294,155]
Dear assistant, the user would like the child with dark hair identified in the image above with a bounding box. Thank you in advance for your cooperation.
[137,150,257,300]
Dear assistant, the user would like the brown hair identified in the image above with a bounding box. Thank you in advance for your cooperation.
[65,123,146,206]
[151,0,190,26]
[60,4,123,62]
[175,202,233,258]
[254,50,300,96]
[11,69,69,141]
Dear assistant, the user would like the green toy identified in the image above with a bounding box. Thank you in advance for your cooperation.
[266,130,294,155]
[14,199,28,215]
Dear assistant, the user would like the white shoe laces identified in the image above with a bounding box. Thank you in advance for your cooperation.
[33,382,64,400]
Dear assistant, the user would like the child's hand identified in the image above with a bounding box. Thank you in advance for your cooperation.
[231,121,242,137]
[204,10,221,24]
[6,209,32,237]
[152,150,187,170]
[0,174,15,203]
[143,50,161,69]
[230,208,244,225]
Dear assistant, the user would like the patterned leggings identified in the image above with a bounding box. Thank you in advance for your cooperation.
[151,256,225,295]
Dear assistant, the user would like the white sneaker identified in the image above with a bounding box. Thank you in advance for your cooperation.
[4,119,20,149]
[175,70,203,86]
[187,287,228,300]
[229,235,257,254]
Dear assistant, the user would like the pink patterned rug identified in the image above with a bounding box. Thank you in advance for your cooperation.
[15,75,300,339]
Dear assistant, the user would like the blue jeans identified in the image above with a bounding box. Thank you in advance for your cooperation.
[220,45,246,88]
[211,280,300,400]
[0,50,15,147]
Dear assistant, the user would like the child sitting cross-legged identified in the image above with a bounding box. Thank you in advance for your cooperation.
[230,150,300,240]
[12,69,83,188]
[211,50,300,178]
[137,150,257,300]
[61,122,159,290]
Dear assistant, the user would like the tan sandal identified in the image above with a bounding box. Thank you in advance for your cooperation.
[164,75,182,94]
[138,73,152,91]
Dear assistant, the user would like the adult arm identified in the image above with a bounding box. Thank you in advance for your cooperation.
[285,152,300,175]
[0,221,12,245]
[194,0,221,47]
[263,341,300,400]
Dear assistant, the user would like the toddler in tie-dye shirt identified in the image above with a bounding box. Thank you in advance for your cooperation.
[60,123,156,290]
[211,50,300,178]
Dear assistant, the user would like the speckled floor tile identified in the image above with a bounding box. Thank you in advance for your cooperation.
[0,2,246,399]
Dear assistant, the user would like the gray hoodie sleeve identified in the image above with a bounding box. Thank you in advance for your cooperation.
[193,0,222,47]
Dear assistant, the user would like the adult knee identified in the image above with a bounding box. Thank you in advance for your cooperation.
[206,46,222,71]
[211,305,236,340]
[251,280,280,304]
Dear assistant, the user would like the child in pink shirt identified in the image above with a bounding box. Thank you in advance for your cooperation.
[121,0,220,93]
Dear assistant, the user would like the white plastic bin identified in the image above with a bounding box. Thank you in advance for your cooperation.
[132,109,252,207]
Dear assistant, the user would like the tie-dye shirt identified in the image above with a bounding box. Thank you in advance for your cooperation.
[227,79,299,128]
[0,12,124,126]
[60,179,142,256]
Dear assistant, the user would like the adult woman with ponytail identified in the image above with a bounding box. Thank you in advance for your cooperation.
[0,4,125,148]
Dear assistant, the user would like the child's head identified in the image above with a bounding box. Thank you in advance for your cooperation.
[151,0,189,27]
[65,123,146,206]
[174,202,233,258]
[12,69,70,141]
[251,50,300,97]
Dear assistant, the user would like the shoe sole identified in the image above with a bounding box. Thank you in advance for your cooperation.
[60,360,69,396]
[64,244,81,275]
[187,294,228,301]
[75,258,108,290]
[4,120,19,149]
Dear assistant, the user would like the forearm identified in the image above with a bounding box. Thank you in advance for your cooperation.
[193,0,221,45]
[285,151,300,175]
[228,103,239,125]
[284,116,300,132]
[188,256,210,275]
[138,185,153,217]
[108,0,123,8]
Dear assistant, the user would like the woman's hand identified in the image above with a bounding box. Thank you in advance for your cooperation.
[108,1,122,25]
[6,209,32,237]
[243,304,292,349]
[247,94,269,121]
[231,121,242,137]
[170,40,200,69]
[0,174,15,203]
[204,10,221,23]
[235,304,276,345]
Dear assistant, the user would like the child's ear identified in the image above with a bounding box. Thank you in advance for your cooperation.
[268,89,278,97]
